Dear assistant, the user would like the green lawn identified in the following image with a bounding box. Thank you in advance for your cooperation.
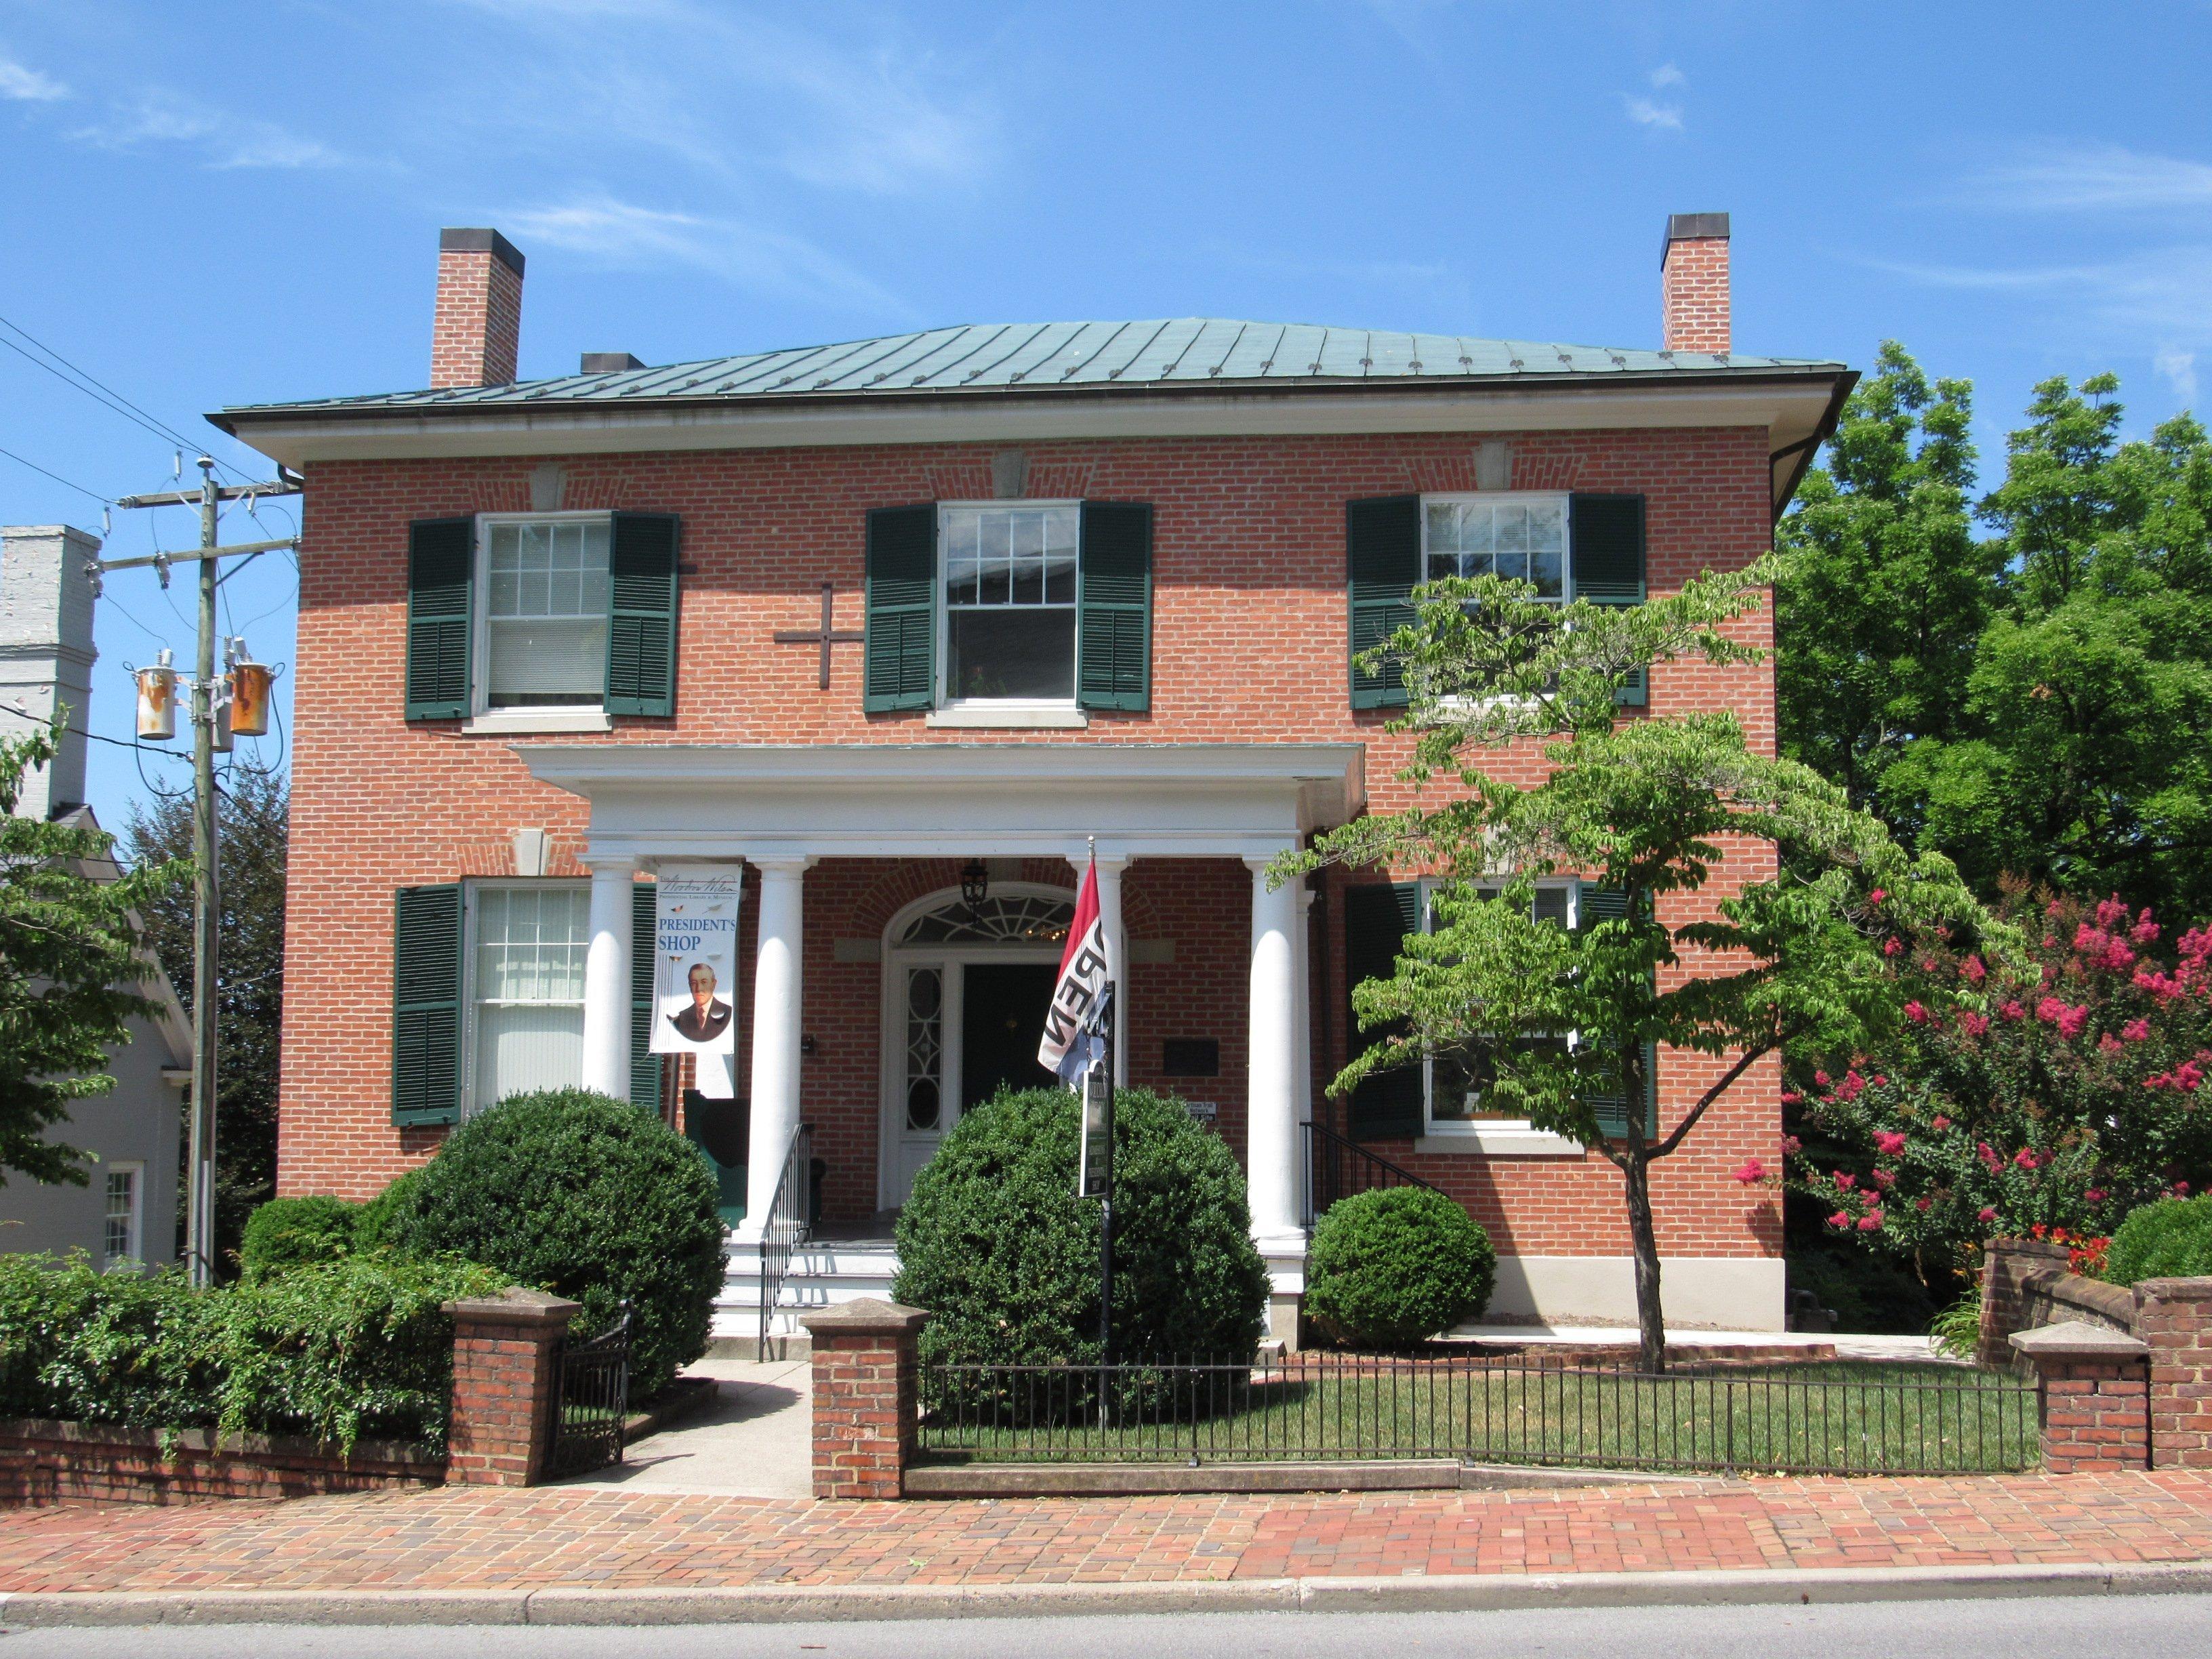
[916,1359,2039,1476]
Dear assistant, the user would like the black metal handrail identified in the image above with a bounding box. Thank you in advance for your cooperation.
[1302,1118,1444,1227]
[757,1121,813,1359]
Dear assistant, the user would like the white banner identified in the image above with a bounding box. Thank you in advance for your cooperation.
[648,866,744,1060]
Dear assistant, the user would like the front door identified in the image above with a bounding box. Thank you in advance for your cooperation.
[960,962,1060,1111]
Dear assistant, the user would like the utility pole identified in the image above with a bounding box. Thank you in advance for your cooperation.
[104,462,299,1286]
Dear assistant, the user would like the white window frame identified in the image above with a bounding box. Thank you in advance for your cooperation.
[933,499,1083,715]
[468,510,616,722]
[1418,491,1575,600]
[1413,876,1584,1158]
[459,878,592,1117]
[102,1162,144,1269]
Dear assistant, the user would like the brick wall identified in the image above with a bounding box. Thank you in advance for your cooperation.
[0,1420,441,1507]
[278,426,1778,1265]
[1661,234,1731,355]
[2135,1277,2212,1470]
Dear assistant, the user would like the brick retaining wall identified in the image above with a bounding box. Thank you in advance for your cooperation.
[0,1420,442,1507]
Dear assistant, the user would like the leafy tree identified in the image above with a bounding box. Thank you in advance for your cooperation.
[1776,342,1996,828]
[125,766,287,1271]
[0,720,182,1185]
[1286,564,1990,1372]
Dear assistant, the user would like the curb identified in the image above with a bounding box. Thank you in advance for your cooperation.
[4,1561,2212,1626]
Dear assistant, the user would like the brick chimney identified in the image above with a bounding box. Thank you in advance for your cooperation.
[0,524,100,821]
[1660,212,1730,356]
[431,228,525,389]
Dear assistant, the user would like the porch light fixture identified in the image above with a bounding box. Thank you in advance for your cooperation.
[960,859,991,914]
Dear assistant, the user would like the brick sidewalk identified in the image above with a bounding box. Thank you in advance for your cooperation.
[1,1472,2211,1594]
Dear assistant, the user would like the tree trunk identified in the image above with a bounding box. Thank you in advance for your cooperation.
[1622,1151,1666,1374]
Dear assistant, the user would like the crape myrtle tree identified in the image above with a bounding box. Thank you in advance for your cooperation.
[1279,560,1994,1372]
[0,718,182,1184]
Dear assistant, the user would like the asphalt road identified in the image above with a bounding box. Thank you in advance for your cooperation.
[7,1596,2209,1658]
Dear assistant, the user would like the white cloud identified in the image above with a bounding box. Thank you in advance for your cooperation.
[0,52,66,102]
[70,94,344,169]
[1961,142,2212,213]
[503,194,907,315]
[2154,346,2198,401]
[1623,96,1683,131]
[1649,62,1685,89]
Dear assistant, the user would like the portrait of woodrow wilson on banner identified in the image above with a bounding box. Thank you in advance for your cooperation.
[671,962,733,1044]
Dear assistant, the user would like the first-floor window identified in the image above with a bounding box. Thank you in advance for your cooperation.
[103,1165,142,1268]
[941,502,1078,702]
[470,882,590,1113]
[1422,879,1573,1130]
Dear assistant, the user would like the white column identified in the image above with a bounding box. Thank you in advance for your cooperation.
[1292,885,1316,1222]
[580,857,636,1100]
[1095,855,1129,1083]
[1245,855,1303,1252]
[741,857,810,1238]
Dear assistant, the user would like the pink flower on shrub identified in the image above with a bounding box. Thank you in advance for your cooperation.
[2178,927,2212,965]
[1857,1212,1884,1232]
[1904,1000,1929,1024]
[1962,955,1987,985]
[1868,888,1887,905]
[1812,1070,1831,1089]
[1872,1130,1908,1156]
[1957,1010,1990,1037]
[2123,1018,2151,1042]
[2085,1189,2107,1204]
[1883,937,1904,958]
[1931,1115,1952,1132]
[2034,996,2088,1038]
[2134,968,2186,1003]
[1834,1170,1856,1191]
[2132,912,2160,945]
[1978,1206,1999,1223]
[1833,1069,1866,1103]
[1870,1168,1896,1190]
[1978,1141,2003,1174]
[1780,1089,1803,1106]
[2100,1032,2124,1054]
[2013,1147,2042,1170]
[2096,895,2129,930]
[1781,1134,1803,1156]
[2000,1000,2027,1022]
[1730,1160,1765,1185]
[1826,1211,1853,1231]
[1915,1196,1933,1212]
[2178,1183,2194,1197]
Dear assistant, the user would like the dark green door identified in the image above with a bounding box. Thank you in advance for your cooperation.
[960,962,1061,1111]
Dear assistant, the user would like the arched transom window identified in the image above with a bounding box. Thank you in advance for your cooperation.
[895,892,1073,947]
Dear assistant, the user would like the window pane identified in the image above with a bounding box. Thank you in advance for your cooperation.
[474,1002,586,1111]
[104,1170,136,1265]
[473,885,589,1111]
[1425,501,1459,554]
[1528,500,1565,598]
[1534,885,1572,928]
[485,518,610,707]
[946,609,1076,699]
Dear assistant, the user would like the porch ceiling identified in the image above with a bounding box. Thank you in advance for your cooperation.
[519,741,1366,865]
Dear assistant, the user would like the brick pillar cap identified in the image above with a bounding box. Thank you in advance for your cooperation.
[2010,1320,2148,1359]
[802,1296,928,1336]
[443,1285,581,1328]
[2135,1275,2212,1303]
[1988,1236,2072,1261]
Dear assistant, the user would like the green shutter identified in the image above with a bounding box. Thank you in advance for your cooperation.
[606,512,680,717]
[405,518,473,720]
[1347,496,1420,710]
[1077,501,1152,712]
[864,504,937,712]
[1570,493,1648,707]
[1576,880,1658,1139]
[630,880,663,1111]
[392,884,464,1126]
[1343,881,1424,1139]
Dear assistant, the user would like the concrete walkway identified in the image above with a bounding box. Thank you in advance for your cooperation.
[561,1355,813,1500]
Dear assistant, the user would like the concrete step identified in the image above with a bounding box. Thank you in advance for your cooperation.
[714,1231,903,1338]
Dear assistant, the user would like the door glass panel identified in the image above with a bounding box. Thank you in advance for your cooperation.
[905,967,943,1132]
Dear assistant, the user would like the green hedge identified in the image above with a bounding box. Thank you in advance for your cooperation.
[0,1252,510,1453]
[893,1085,1269,1370]
[239,1195,364,1279]
[2106,1193,2212,1284]
[1305,1187,1496,1349]
[375,1088,726,1398]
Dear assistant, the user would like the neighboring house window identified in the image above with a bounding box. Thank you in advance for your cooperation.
[940,502,1080,703]
[1423,495,1568,598]
[103,1164,143,1268]
[467,882,590,1113]
[479,515,611,708]
[1420,879,1574,1133]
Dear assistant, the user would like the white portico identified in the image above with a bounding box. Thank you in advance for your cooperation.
[523,741,1364,1318]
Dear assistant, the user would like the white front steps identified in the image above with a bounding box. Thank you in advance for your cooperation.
[714,1231,901,1342]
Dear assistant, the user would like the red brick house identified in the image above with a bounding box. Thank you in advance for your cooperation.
[213,214,1851,1340]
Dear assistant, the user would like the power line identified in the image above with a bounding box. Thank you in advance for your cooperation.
[0,443,112,505]
[0,697,192,757]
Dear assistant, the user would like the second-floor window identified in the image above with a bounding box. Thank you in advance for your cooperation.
[1423,495,1568,598]
[480,514,612,709]
[941,503,1080,703]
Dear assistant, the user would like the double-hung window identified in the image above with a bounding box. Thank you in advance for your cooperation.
[940,503,1080,705]
[466,882,590,1115]
[103,1164,143,1269]
[1420,879,1578,1138]
[405,510,681,725]
[1422,495,1568,598]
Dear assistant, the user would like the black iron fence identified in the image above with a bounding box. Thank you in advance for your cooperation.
[918,1351,2039,1477]
[544,1301,632,1478]
[757,1122,814,1360]
[1302,1120,1443,1227]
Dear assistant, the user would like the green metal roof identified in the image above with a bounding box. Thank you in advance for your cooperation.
[220,319,1841,416]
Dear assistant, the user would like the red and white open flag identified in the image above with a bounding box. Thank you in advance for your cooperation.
[1038,853,1109,1084]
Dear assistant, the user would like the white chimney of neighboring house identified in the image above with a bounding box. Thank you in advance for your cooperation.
[0,523,101,821]
[431,226,525,390]
[1661,211,1731,356]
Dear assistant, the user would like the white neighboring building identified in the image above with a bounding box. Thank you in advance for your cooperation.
[1,524,190,1271]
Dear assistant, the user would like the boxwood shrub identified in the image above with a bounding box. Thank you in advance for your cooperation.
[1304,1186,1496,1349]
[2105,1193,2212,1284]
[239,1195,364,1280]
[375,1088,726,1398]
[893,1084,1269,1372]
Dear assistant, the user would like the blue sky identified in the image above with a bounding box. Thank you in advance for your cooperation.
[1,0,2207,828]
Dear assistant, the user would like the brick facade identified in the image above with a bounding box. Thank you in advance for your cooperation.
[275,423,1782,1278]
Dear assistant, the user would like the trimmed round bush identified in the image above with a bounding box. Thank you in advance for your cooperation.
[239,1195,363,1280]
[1305,1187,1496,1349]
[377,1088,724,1397]
[2106,1193,2212,1284]
[893,1086,1269,1368]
